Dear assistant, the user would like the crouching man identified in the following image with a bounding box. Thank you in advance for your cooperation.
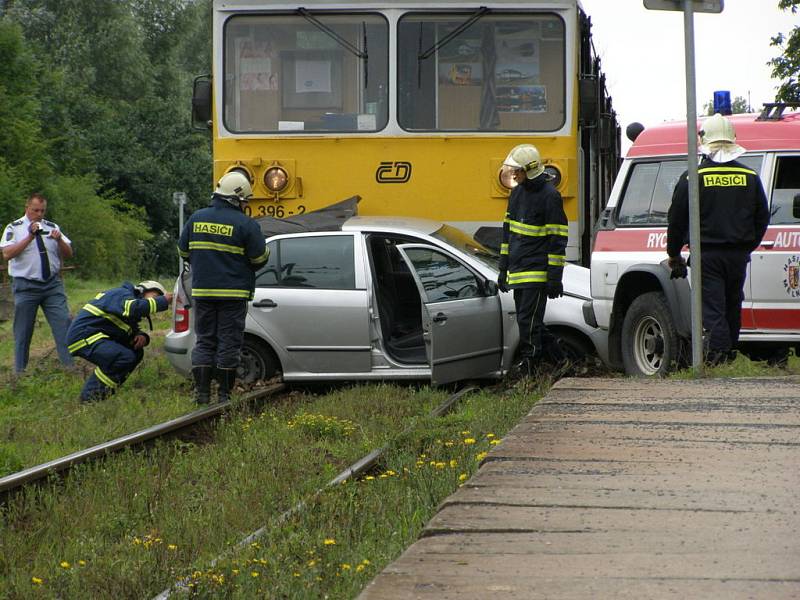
[66,281,173,402]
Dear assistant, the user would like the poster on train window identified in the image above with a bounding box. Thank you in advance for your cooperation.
[238,40,278,91]
[495,26,543,112]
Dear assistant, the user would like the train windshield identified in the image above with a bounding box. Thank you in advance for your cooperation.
[397,12,566,132]
[223,13,389,133]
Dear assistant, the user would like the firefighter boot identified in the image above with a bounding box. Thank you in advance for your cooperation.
[216,367,237,404]
[192,366,212,405]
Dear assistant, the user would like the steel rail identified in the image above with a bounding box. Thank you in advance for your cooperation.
[0,383,286,497]
[153,383,479,600]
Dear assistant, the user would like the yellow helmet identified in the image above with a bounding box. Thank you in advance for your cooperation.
[215,171,253,203]
[503,143,544,180]
[699,113,736,145]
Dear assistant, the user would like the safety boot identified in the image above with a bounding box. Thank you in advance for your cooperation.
[192,366,213,405]
[216,367,237,403]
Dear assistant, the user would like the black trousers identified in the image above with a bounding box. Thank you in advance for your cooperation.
[513,286,565,365]
[700,246,751,354]
[191,299,248,369]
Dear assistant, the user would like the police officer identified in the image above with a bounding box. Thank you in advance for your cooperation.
[66,281,173,402]
[667,113,770,365]
[178,171,269,404]
[498,144,569,378]
[1,192,74,373]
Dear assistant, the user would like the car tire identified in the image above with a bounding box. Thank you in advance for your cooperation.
[554,329,593,363]
[238,336,280,384]
[621,291,682,377]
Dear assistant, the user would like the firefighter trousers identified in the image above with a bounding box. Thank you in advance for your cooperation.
[513,286,565,367]
[191,299,248,369]
[72,339,143,402]
[700,246,751,356]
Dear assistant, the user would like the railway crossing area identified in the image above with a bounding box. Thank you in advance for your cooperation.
[360,377,800,599]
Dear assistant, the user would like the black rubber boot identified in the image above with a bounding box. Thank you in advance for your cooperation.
[192,366,212,405]
[216,367,237,403]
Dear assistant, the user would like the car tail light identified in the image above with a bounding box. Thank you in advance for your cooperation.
[173,306,190,333]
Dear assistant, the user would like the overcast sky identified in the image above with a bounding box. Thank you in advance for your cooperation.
[579,0,800,150]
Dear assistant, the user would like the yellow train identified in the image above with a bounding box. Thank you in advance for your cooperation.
[192,0,620,264]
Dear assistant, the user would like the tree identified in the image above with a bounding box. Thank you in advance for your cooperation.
[769,0,800,102]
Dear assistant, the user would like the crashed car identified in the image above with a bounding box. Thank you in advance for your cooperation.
[164,216,609,385]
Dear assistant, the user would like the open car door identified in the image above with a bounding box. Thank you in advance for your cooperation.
[396,244,503,385]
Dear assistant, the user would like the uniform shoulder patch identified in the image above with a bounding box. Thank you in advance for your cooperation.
[43,220,55,227]
[11,219,23,226]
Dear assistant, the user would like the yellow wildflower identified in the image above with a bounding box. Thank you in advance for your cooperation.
[31,577,43,585]
[476,451,488,461]
[449,460,458,468]
[362,559,370,565]
[490,439,501,445]
[60,561,70,569]
[463,438,476,445]
[324,538,336,545]
[232,569,240,575]
[341,563,352,570]
[486,433,496,438]
[459,473,468,481]
[356,564,365,572]
[167,544,177,551]
[251,571,260,578]
[78,560,86,566]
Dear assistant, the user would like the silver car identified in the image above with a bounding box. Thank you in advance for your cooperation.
[164,217,609,385]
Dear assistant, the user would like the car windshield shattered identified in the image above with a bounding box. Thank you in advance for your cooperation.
[432,224,499,270]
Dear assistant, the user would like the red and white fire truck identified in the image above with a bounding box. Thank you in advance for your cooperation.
[585,104,800,376]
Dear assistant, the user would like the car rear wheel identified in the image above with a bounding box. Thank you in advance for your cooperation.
[238,337,280,384]
[621,291,681,377]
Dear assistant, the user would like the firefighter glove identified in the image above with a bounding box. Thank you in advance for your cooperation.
[668,256,688,279]
[546,280,563,299]
[497,270,509,293]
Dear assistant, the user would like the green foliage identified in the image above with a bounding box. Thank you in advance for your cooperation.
[702,95,751,115]
[770,0,800,102]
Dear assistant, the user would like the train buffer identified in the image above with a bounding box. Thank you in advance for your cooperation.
[360,376,800,599]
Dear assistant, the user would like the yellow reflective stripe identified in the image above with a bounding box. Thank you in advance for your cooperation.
[94,367,117,388]
[192,288,251,298]
[508,220,547,236]
[148,297,157,313]
[249,249,269,264]
[82,304,132,335]
[546,224,569,236]
[500,243,509,255]
[123,299,134,317]
[177,245,189,258]
[188,241,245,255]
[507,270,547,283]
[548,254,566,266]
[697,166,755,176]
[68,332,109,353]
[94,292,105,300]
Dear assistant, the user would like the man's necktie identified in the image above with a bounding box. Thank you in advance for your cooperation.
[35,232,51,281]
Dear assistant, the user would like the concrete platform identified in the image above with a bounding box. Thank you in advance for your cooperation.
[359,377,800,599]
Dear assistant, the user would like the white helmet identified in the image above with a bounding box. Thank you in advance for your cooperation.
[503,143,545,180]
[699,113,736,145]
[215,171,253,204]
[136,280,167,296]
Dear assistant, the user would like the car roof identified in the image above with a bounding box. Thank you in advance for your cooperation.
[627,111,800,158]
[341,215,443,236]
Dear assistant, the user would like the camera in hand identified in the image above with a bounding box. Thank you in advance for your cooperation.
[34,228,51,235]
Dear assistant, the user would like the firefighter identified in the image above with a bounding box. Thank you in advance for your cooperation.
[497,143,569,378]
[66,281,172,402]
[178,171,269,404]
[667,113,770,365]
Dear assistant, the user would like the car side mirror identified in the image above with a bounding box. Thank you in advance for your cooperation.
[793,193,800,219]
[484,279,499,296]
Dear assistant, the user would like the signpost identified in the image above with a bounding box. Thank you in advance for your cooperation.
[643,0,724,375]
[173,191,187,274]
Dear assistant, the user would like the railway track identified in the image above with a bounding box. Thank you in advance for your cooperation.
[0,382,287,499]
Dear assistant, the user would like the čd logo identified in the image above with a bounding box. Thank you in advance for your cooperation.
[376,161,412,183]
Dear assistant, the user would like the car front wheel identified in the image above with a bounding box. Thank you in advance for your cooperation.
[238,337,280,384]
[621,291,682,377]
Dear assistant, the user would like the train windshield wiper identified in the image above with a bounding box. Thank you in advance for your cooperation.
[297,8,368,85]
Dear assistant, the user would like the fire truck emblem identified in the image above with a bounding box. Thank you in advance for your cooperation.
[784,255,800,298]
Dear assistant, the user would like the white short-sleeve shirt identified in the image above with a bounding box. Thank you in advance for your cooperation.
[1,214,72,281]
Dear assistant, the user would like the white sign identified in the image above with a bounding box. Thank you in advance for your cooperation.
[643,0,723,12]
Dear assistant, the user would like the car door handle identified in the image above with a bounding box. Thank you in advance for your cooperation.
[432,313,448,323]
[759,240,775,248]
[252,299,277,308]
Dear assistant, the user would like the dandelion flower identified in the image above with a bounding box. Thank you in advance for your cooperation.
[463,438,476,445]
[232,569,240,575]
[78,560,86,566]
[486,433,496,438]
[461,430,471,435]
[251,571,260,578]
[31,577,43,585]
[324,538,336,545]
[168,544,177,551]
[361,559,370,565]
[341,563,351,570]
[449,460,458,468]
[60,561,70,569]
[476,451,488,461]
[490,439,501,445]
[356,564,365,572]
[459,473,468,481]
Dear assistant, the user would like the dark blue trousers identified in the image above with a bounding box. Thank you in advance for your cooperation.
[513,286,565,366]
[191,299,248,369]
[72,339,143,402]
[700,246,751,355]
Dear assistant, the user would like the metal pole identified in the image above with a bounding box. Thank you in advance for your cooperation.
[174,192,187,275]
[683,1,704,375]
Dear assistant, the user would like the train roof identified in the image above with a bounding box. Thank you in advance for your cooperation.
[627,111,800,158]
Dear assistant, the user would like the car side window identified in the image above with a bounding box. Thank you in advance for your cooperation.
[401,247,481,303]
[255,236,355,289]
[770,156,800,225]
[617,160,684,226]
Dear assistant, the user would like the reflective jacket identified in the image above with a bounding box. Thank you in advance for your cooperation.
[177,196,269,300]
[67,282,169,353]
[499,174,569,289]
[667,157,770,257]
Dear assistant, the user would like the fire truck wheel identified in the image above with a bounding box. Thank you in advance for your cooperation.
[621,291,680,377]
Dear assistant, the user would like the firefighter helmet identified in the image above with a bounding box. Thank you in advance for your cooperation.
[503,144,545,180]
[215,171,253,204]
[699,113,737,145]
[136,280,167,296]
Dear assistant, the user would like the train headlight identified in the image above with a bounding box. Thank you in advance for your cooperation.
[498,165,518,190]
[544,165,562,188]
[264,166,289,193]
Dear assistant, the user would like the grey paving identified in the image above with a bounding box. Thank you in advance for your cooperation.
[359,377,800,599]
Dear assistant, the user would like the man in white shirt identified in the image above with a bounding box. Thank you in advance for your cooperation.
[1,193,75,373]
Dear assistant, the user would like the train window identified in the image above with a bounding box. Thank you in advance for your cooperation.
[223,13,389,133]
[397,12,565,132]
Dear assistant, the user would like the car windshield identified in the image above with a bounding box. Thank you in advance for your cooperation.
[432,224,499,270]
